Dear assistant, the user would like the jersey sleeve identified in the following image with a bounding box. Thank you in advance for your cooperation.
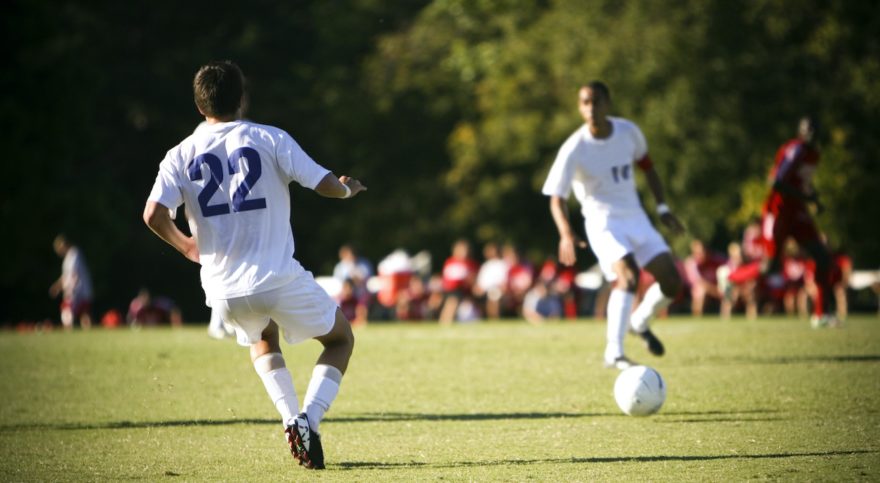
[542,139,577,198]
[147,153,184,212]
[275,131,331,189]
[630,122,648,161]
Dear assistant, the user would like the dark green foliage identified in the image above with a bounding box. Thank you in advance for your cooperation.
[2,0,878,322]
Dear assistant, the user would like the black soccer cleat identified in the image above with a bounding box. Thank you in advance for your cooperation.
[286,414,325,470]
[639,329,665,356]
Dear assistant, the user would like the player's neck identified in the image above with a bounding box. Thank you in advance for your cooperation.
[588,118,613,139]
[204,115,237,124]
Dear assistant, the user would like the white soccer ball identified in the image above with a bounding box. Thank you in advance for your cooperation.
[613,365,666,416]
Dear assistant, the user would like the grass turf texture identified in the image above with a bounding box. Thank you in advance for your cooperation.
[1,316,878,481]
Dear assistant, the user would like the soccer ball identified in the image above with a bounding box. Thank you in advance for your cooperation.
[613,365,666,416]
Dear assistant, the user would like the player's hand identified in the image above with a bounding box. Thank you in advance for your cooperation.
[340,176,367,197]
[660,212,686,235]
[558,235,588,266]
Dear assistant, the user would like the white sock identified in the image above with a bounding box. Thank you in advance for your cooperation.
[605,289,634,362]
[253,353,298,427]
[302,364,343,433]
[631,283,671,333]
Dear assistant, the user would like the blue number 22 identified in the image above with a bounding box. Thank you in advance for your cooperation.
[187,147,267,217]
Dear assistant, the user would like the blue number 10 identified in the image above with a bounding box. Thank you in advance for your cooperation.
[187,147,268,217]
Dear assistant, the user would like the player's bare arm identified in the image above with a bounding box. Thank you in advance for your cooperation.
[314,173,367,199]
[549,195,587,266]
[143,200,200,263]
[643,166,684,234]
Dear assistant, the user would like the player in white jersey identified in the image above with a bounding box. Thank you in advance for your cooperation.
[542,81,684,369]
[49,234,93,330]
[143,61,366,470]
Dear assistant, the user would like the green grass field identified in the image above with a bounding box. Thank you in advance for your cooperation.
[1,316,878,481]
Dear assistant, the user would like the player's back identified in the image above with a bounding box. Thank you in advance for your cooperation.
[152,120,329,300]
[765,138,818,213]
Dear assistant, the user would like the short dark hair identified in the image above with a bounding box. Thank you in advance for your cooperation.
[585,80,611,103]
[193,61,244,118]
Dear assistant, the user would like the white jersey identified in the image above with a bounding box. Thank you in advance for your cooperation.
[148,120,330,300]
[62,247,92,302]
[542,117,648,219]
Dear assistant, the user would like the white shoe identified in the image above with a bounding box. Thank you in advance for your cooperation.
[810,314,838,329]
[604,356,636,370]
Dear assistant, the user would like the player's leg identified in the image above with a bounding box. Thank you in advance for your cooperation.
[691,283,706,317]
[303,308,353,427]
[438,293,460,325]
[60,300,74,331]
[287,309,353,470]
[604,255,639,369]
[631,252,682,355]
[250,321,300,428]
[802,238,835,325]
[77,302,92,330]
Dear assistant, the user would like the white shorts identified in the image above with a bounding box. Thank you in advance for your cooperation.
[211,272,339,347]
[585,211,670,282]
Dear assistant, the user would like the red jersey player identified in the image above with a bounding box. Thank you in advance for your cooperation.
[730,116,837,327]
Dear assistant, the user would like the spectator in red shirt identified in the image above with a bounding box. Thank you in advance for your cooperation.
[502,243,535,318]
[683,239,727,316]
[337,279,369,326]
[128,288,183,327]
[439,239,479,324]
[718,242,758,320]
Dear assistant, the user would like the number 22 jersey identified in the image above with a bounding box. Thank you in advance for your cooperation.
[148,120,330,301]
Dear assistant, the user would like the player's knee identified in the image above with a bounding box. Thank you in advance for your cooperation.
[324,314,355,354]
[253,352,285,373]
[614,273,638,292]
[614,261,639,292]
[662,273,683,298]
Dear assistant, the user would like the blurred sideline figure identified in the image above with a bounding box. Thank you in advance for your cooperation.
[542,81,684,370]
[48,234,93,330]
[127,288,183,327]
[438,239,479,324]
[717,242,758,320]
[143,60,365,469]
[473,242,509,320]
[683,239,726,317]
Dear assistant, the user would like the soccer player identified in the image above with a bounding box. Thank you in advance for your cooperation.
[49,234,94,330]
[766,117,838,327]
[542,82,684,369]
[143,61,366,470]
[729,116,837,327]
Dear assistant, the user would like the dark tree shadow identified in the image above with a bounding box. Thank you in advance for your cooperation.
[0,418,279,431]
[334,449,878,471]
[0,408,785,431]
[703,354,880,365]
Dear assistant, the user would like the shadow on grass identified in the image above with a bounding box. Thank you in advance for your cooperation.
[330,408,781,424]
[0,418,279,431]
[327,411,615,423]
[0,408,784,431]
[709,354,880,365]
[335,449,878,470]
